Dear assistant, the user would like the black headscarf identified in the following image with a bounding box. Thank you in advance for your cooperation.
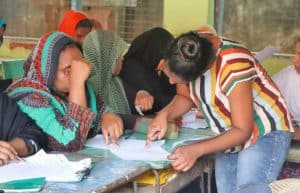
[120,27,176,115]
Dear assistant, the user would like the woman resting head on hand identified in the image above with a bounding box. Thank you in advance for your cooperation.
[7,32,124,151]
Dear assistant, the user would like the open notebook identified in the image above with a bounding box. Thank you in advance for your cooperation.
[0,150,92,183]
[85,135,169,161]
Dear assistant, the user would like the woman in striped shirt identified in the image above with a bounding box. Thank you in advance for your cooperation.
[146,31,293,193]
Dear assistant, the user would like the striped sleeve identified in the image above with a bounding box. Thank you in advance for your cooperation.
[219,53,257,96]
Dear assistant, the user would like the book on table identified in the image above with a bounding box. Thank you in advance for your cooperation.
[0,149,92,192]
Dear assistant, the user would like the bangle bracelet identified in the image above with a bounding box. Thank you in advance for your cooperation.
[25,139,39,155]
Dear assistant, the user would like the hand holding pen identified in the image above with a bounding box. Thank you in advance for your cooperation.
[145,126,161,147]
[145,113,168,147]
[0,140,25,165]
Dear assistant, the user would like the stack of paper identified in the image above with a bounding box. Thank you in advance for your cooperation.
[85,135,169,161]
[0,150,92,183]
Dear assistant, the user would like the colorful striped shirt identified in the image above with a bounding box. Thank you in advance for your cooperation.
[189,38,293,150]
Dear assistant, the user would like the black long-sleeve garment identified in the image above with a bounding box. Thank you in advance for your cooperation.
[120,27,177,115]
[0,93,47,150]
[0,79,12,93]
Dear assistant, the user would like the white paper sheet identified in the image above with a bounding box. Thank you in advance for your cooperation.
[85,135,169,161]
[85,134,107,148]
[255,45,277,62]
[0,150,91,183]
[181,118,208,129]
[182,111,208,129]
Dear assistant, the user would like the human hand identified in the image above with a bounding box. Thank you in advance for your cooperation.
[0,140,18,165]
[167,145,199,172]
[70,59,91,85]
[145,112,168,147]
[156,59,167,76]
[135,90,154,112]
[113,56,123,76]
[101,112,124,146]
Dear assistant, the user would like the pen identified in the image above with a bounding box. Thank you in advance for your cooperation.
[16,155,26,162]
[145,131,160,147]
[135,105,144,116]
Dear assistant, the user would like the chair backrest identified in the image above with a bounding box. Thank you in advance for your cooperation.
[1,59,24,79]
[269,178,300,193]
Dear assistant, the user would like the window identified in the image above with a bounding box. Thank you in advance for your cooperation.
[0,0,163,43]
[215,0,300,53]
[83,0,163,42]
[0,0,70,38]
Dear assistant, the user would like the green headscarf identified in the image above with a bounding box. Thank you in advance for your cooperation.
[83,30,131,114]
[7,32,97,146]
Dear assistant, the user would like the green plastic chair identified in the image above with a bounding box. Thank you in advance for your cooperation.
[1,59,25,79]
